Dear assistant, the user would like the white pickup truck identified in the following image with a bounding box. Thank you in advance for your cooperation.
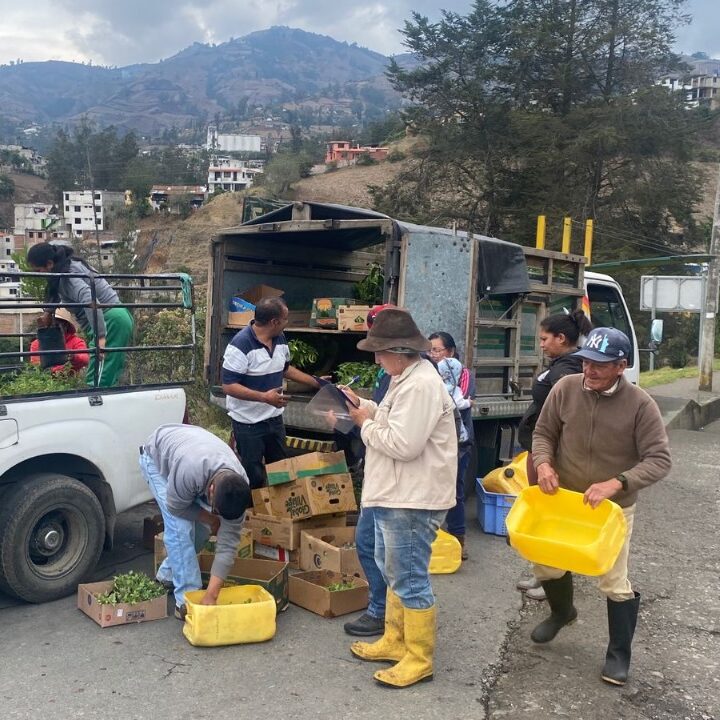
[0,271,194,602]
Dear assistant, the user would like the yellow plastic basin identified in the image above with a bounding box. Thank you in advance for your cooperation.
[429,529,462,574]
[506,486,627,576]
[183,585,277,647]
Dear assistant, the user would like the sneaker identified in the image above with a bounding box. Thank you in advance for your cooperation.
[516,576,542,592]
[525,585,547,601]
[174,604,187,621]
[343,612,384,636]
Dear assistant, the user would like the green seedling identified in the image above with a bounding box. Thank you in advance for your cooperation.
[94,571,166,605]
[327,581,355,592]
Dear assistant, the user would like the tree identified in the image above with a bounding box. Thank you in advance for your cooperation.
[0,173,14,200]
[376,0,703,259]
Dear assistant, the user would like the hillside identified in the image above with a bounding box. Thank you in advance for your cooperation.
[0,27,404,135]
[0,171,51,229]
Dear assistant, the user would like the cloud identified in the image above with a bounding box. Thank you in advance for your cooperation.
[0,0,716,67]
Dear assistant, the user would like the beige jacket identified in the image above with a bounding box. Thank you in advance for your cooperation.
[359,358,458,510]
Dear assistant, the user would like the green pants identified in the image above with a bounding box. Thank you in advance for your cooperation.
[86,307,134,387]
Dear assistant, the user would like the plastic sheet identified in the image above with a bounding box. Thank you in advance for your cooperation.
[305,384,358,435]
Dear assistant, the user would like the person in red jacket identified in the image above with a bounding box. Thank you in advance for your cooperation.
[30,308,90,374]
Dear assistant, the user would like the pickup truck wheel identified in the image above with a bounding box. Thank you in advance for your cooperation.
[0,474,105,603]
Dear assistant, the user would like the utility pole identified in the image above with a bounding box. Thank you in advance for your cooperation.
[84,143,103,271]
[699,163,720,392]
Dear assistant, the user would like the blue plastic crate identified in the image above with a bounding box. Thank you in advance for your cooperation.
[476,480,516,536]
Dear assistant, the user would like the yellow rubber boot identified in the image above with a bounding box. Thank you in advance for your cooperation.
[350,590,405,663]
[374,605,436,687]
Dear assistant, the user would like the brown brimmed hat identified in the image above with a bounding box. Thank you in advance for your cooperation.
[54,308,79,332]
[357,308,430,354]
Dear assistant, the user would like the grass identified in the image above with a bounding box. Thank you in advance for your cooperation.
[639,359,720,388]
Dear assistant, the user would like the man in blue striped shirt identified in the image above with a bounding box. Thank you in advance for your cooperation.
[222,297,321,488]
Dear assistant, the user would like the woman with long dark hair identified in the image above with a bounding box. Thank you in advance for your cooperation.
[27,243,134,387]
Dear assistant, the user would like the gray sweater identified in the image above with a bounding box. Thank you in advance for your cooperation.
[59,259,121,338]
[143,424,249,580]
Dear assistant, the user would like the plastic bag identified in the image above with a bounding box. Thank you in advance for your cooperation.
[306,384,358,434]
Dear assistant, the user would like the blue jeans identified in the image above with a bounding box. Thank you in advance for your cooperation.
[356,507,387,619]
[373,507,446,610]
[139,452,209,607]
[445,446,472,537]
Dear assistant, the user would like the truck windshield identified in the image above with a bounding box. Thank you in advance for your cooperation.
[587,283,634,364]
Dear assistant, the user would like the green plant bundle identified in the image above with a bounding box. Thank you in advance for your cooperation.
[0,364,86,396]
[94,571,166,605]
[288,338,319,369]
[354,263,384,305]
[335,361,380,389]
[327,581,356,592]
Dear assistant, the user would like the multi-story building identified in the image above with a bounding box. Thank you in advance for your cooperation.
[325,141,389,167]
[207,158,263,193]
[660,58,720,110]
[12,203,68,247]
[149,185,207,212]
[63,190,125,239]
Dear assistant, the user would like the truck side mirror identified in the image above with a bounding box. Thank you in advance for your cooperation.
[650,319,664,344]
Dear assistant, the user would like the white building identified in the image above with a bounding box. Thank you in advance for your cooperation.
[207,157,263,193]
[0,258,20,300]
[14,203,60,234]
[2,233,16,260]
[206,126,262,153]
[63,190,125,239]
[659,58,720,110]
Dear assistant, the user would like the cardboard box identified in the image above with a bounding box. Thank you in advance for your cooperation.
[337,305,372,332]
[142,514,163,551]
[253,543,300,569]
[299,527,365,579]
[154,528,253,574]
[266,472,357,520]
[265,451,349,486]
[286,310,311,328]
[288,570,368,618]
[310,298,355,329]
[244,511,346,550]
[77,581,167,627]
[198,555,289,612]
[251,487,274,515]
[227,284,285,327]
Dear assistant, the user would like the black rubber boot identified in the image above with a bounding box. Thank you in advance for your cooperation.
[601,591,640,686]
[530,572,577,643]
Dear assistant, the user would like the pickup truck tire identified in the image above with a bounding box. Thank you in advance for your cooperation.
[0,474,106,603]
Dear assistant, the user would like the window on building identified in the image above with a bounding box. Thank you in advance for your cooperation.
[65,205,69,212]
[74,218,81,224]
[28,231,34,238]
[74,205,81,212]
[94,193,101,200]
[5,249,10,256]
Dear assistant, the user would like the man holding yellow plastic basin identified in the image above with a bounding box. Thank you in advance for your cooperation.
[531,327,671,687]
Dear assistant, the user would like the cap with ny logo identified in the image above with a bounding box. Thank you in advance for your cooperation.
[574,327,631,363]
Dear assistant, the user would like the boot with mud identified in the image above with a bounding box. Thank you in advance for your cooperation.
[351,590,405,662]
[530,571,577,643]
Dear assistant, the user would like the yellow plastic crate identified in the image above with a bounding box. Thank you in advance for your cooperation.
[429,529,462,574]
[183,585,277,647]
[506,486,627,576]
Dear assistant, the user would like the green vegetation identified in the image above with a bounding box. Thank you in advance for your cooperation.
[335,361,380,389]
[0,365,86,396]
[640,359,720,388]
[327,580,356,592]
[288,339,319,370]
[354,263,384,305]
[94,571,166,605]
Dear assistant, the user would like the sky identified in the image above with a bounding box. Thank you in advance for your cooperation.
[0,0,717,67]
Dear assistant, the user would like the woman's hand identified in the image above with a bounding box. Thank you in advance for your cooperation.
[347,401,371,427]
[337,385,360,407]
[97,336,107,359]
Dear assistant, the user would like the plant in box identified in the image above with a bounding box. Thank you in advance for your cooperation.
[94,571,166,605]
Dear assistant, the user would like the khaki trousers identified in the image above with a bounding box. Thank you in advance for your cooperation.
[533,504,636,602]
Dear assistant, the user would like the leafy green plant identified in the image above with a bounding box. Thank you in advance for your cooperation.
[0,364,86,396]
[335,361,380,389]
[354,262,384,305]
[387,149,406,163]
[94,571,166,605]
[327,581,356,592]
[288,338,319,369]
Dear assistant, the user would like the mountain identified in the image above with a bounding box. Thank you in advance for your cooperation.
[0,27,405,136]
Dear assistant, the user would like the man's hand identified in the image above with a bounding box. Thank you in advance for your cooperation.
[337,385,360,407]
[583,478,622,509]
[536,462,560,495]
[263,388,289,408]
[347,400,371,427]
[200,576,224,605]
[198,508,221,536]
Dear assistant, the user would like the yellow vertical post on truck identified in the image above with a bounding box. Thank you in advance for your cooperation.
[584,219,594,265]
[562,217,572,254]
[536,215,546,249]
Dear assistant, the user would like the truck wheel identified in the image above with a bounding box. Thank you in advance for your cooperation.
[0,474,105,603]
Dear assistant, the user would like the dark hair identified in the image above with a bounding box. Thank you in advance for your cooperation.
[428,331,458,358]
[540,310,592,345]
[254,297,287,325]
[27,243,92,303]
[212,470,252,520]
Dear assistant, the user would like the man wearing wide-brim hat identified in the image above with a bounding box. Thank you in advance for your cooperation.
[341,308,458,688]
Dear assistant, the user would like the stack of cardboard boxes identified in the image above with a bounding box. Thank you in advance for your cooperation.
[245,451,357,569]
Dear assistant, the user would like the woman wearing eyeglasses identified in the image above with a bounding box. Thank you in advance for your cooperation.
[428,332,475,560]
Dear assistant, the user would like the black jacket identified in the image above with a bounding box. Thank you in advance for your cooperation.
[517,352,583,451]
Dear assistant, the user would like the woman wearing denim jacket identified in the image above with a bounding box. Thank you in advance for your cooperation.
[343,308,457,688]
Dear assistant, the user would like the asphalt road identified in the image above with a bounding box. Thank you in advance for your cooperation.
[0,423,718,720]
